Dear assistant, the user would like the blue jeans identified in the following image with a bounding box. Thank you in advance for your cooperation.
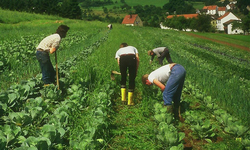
[36,51,56,84]
[163,64,186,105]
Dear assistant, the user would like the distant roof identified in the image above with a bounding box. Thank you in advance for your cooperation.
[223,19,239,25]
[218,7,226,11]
[122,14,138,24]
[203,5,217,10]
[166,14,199,19]
[218,12,230,20]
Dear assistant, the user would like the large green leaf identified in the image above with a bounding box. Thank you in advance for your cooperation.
[41,124,57,142]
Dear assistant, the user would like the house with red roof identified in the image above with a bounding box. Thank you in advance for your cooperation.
[121,14,143,26]
[166,14,199,19]
[203,5,218,15]
[217,12,242,34]
[161,14,199,31]
[218,7,227,16]
[223,20,244,34]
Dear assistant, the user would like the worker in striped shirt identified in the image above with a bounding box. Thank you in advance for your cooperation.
[36,25,69,86]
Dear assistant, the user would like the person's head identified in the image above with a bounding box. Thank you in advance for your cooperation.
[56,25,70,38]
[142,74,152,85]
[147,50,154,56]
[120,43,128,48]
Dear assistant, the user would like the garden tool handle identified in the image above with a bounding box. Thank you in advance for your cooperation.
[55,51,59,90]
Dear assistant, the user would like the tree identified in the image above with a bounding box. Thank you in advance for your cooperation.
[236,0,250,15]
[195,14,212,32]
[163,0,196,15]
[204,0,217,6]
[241,12,250,34]
[60,0,82,19]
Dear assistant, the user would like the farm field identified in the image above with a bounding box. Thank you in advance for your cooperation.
[186,32,250,49]
[0,9,250,150]
[86,0,204,11]
[89,0,170,10]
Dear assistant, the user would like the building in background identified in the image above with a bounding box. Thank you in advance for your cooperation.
[122,14,143,26]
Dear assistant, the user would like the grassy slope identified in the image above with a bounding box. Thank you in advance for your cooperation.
[190,32,250,48]
[90,0,203,10]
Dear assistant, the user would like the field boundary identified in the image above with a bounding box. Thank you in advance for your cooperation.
[185,32,250,52]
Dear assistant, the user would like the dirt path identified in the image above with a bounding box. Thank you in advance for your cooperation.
[185,32,250,52]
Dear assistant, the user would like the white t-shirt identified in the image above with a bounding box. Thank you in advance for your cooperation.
[148,64,171,84]
[115,46,138,59]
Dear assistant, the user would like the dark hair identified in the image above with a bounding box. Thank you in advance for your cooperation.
[120,43,128,48]
[142,74,149,84]
[56,25,70,38]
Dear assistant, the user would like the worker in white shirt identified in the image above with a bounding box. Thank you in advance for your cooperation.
[115,43,139,105]
[142,63,186,121]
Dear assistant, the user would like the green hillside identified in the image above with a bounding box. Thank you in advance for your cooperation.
[0,9,250,150]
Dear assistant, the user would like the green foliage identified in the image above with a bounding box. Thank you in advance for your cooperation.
[163,0,196,15]
[0,0,81,19]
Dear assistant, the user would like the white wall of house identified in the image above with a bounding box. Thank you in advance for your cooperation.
[226,5,231,10]
[218,10,226,16]
[125,24,134,26]
[207,9,217,15]
[217,12,240,31]
[227,23,244,34]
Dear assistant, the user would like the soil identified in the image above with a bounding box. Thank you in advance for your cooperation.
[185,32,250,52]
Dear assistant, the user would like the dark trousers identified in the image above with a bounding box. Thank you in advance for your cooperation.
[159,48,173,65]
[36,51,56,84]
[119,55,137,90]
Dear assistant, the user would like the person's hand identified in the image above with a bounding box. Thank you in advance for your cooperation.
[50,47,56,54]
[149,60,152,64]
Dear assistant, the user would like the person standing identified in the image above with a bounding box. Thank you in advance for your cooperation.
[148,47,173,65]
[115,43,139,105]
[142,63,186,120]
[36,25,70,86]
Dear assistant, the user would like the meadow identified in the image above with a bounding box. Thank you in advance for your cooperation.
[89,0,204,11]
[0,9,250,149]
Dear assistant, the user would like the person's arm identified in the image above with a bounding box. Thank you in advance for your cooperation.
[136,53,139,73]
[153,79,165,92]
[154,50,161,58]
[116,58,120,66]
[50,47,57,54]
[150,55,155,64]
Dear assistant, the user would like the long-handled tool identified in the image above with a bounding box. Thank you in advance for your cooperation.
[110,70,129,80]
[55,51,59,90]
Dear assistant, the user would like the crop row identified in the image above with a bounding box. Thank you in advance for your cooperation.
[0,28,105,91]
[0,30,112,149]
[182,81,250,149]
[165,36,250,125]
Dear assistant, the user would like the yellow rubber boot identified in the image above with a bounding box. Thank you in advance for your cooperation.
[121,88,126,102]
[44,84,50,87]
[128,91,134,105]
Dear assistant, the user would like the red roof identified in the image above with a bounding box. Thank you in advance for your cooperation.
[218,12,230,20]
[218,7,226,11]
[223,19,238,25]
[122,14,138,24]
[203,5,217,10]
[166,14,199,19]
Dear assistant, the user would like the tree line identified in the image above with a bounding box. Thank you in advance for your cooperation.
[0,0,249,33]
[0,0,82,19]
